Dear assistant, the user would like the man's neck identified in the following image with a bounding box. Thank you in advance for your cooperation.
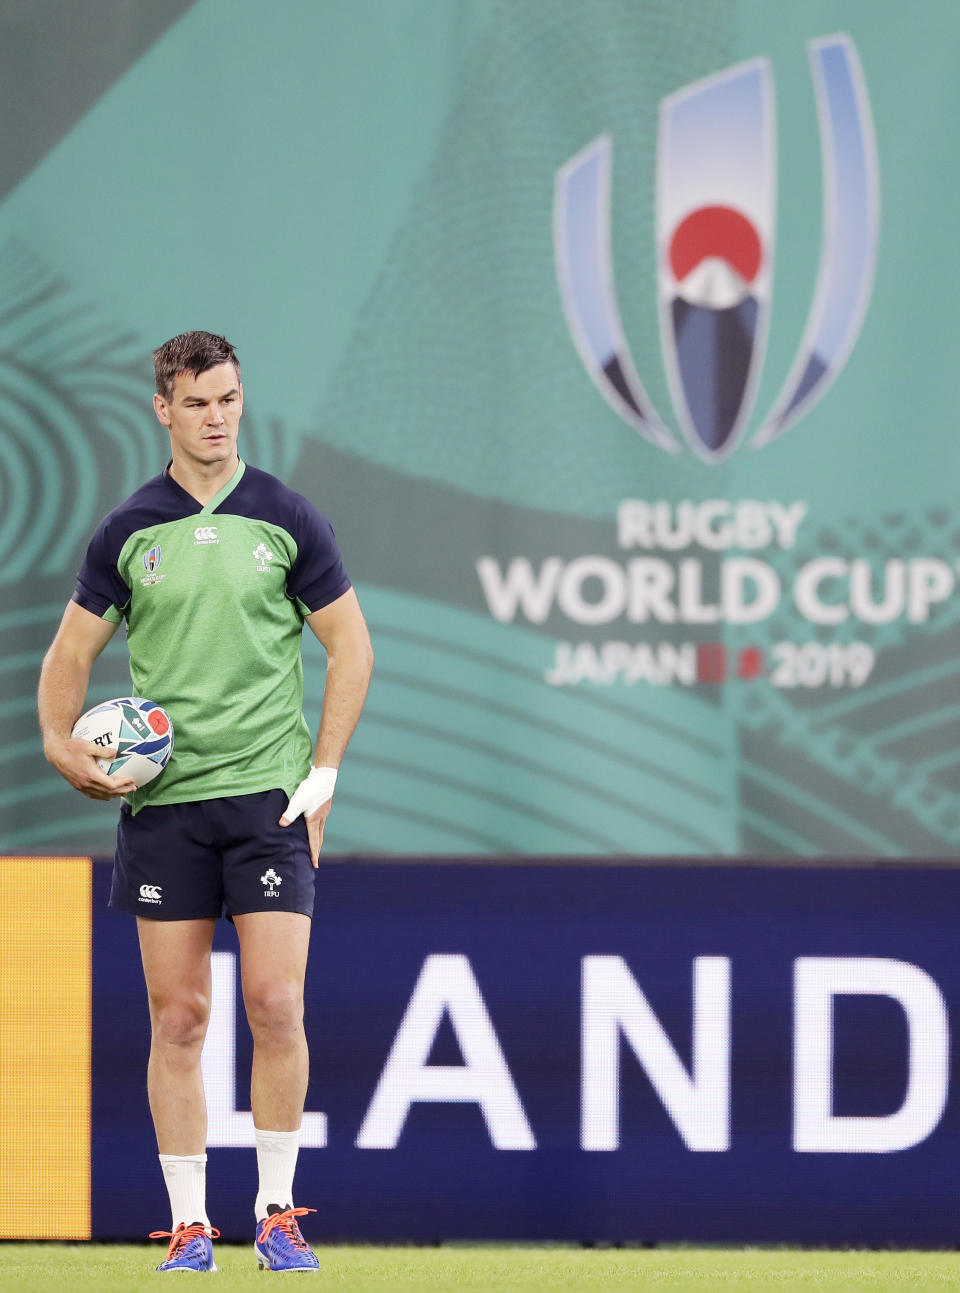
[169,453,240,506]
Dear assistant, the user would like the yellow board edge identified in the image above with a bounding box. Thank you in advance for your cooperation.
[0,857,91,1240]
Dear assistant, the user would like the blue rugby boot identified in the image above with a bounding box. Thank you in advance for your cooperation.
[150,1221,219,1272]
[254,1205,320,1272]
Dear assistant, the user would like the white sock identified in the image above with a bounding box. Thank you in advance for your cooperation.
[254,1127,301,1222]
[159,1153,210,1229]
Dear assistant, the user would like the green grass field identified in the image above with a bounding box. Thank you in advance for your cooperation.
[3,1245,960,1291]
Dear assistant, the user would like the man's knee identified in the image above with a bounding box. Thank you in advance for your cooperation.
[244,982,304,1045]
[150,994,210,1050]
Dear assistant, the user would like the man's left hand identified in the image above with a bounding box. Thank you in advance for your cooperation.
[279,765,339,868]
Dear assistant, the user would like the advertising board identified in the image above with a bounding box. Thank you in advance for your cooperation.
[85,858,960,1245]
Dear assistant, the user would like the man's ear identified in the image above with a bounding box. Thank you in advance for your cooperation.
[153,393,170,426]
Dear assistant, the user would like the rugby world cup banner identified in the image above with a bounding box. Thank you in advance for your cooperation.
[2,2,960,858]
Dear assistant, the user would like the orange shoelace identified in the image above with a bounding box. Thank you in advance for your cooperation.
[258,1206,317,1249]
[149,1221,221,1261]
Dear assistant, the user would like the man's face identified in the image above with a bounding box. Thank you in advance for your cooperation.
[153,362,243,468]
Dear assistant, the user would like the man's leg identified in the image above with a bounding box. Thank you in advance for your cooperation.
[138,916,217,1150]
[234,909,310,1135]
[235,910,319,1270]
[138,916,217,1242]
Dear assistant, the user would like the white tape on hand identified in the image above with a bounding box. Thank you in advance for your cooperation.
[280,766,338,823]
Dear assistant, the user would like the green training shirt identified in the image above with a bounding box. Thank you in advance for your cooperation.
[73,459,351,812]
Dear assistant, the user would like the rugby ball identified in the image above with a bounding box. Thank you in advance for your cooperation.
[71,696,174,788]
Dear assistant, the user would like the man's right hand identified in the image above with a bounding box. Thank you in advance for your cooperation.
[43,736,138,800]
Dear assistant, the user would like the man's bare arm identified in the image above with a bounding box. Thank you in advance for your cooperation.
[305,588,374,769]
[280,588,374,862]
[38,600,138,800]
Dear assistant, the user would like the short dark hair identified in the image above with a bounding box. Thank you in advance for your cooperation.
[153,331,241,400]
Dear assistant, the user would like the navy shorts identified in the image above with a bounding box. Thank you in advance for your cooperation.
[110,789,315,921]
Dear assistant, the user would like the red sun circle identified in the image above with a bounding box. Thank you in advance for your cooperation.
[669,205,763,284]
[147,710,170,736]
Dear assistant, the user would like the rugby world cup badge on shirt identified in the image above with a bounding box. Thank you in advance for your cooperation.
[141,544,166,587]
[554,34,879,462]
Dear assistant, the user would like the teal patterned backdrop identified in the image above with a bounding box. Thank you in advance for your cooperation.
[3,0,959,858]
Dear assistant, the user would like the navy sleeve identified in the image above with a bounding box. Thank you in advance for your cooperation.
[72,519,132,618]
[287,498,352,613]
